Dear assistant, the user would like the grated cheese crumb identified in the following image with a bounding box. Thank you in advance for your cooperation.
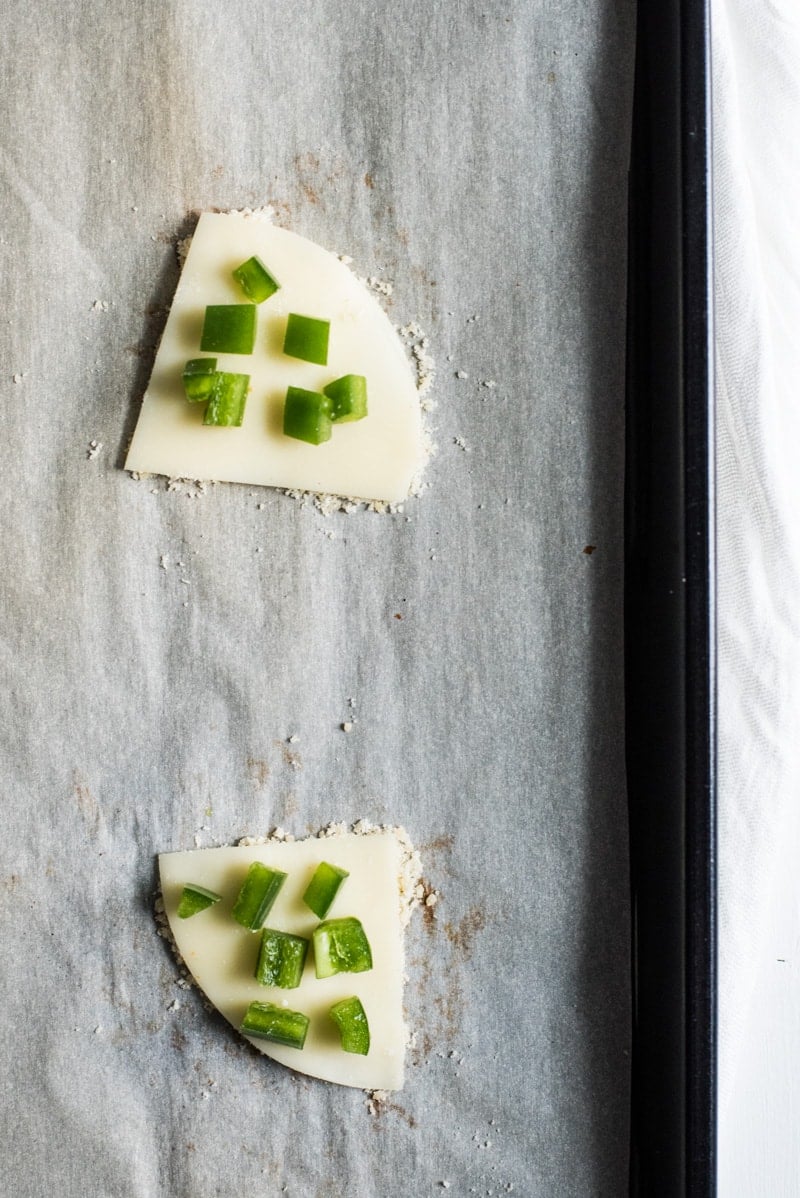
[366,275,394,298]
[176,237,192,267]
[163,477,208,498]
[239,205,277,223]
[366,1088,390,1116]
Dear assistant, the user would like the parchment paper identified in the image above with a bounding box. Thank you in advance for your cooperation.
[0,2,634,1194]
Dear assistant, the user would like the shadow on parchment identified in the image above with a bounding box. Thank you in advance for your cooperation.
[567,5,638,1195]
[114,210,200,471]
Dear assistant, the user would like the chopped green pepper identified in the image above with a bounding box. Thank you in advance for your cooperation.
[283,313,330,365]
[302,861,350,919]
[231,862,287,931]
[200,304,256,354]
[182,358,218,403]
[255,928,309,989]
[323,374,368,423]
[240,1001,309,1049]
[329,996,370,1055]
[203,371,249,427]
[283,386,333,445]
[232,255,281,304]
[176,884,222,919]
[313,917,373,979]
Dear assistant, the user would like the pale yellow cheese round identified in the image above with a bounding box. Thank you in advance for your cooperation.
[126,213,425,503]
[159,831,407,1090]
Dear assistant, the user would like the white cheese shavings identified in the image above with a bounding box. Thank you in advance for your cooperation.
[164,478,208,499]
[366,275,394,298]
[366,1089,390,1116]
[398,322,436,398]
[238,205,278,223]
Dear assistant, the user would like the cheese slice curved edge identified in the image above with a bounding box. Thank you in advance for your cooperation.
[158,831,407,1090]
[126,213,426,503]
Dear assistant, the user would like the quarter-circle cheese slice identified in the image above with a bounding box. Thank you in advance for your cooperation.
[126,213,425,503]
[158,831,408,1090]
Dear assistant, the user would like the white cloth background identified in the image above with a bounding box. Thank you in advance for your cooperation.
[714,0,800,1117]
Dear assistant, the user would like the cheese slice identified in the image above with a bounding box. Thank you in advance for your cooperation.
[126,213,425,503]
[159,831,409,1089]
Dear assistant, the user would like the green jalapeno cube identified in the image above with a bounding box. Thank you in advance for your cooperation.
[200,304,256,354]
[313,917,373,979]
[232,862,287,931]
[182,358,218,402]
[302,861,350,919]
[176,884,222,919]
[329,996,370,1055]
[323,374,367,423]
[240,1001,309,1049]
[232,255,280,304]
[255,929,309,989]
[283,313,330,365]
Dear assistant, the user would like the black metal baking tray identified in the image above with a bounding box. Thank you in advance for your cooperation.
[625,1,716,1194]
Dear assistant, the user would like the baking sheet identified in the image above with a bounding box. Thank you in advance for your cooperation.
[0,2,634,1194]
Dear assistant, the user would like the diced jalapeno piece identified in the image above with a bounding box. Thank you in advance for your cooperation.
[176,884,222,919]
[240,1001,309,1049]
[313,916,373,979]
[329,996,370,1055]
[232,256,280,304]
[200,304,256,354]
[283,386,332,445]
[323,374,368,423]
[182,358,218,402]
[302,861,350,919]
[255,928,309,989]
[203,371,249,427]
[231,862,287,931]
[283,313,330,365]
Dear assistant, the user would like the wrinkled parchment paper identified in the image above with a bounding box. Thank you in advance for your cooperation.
[0,2,634,1194]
